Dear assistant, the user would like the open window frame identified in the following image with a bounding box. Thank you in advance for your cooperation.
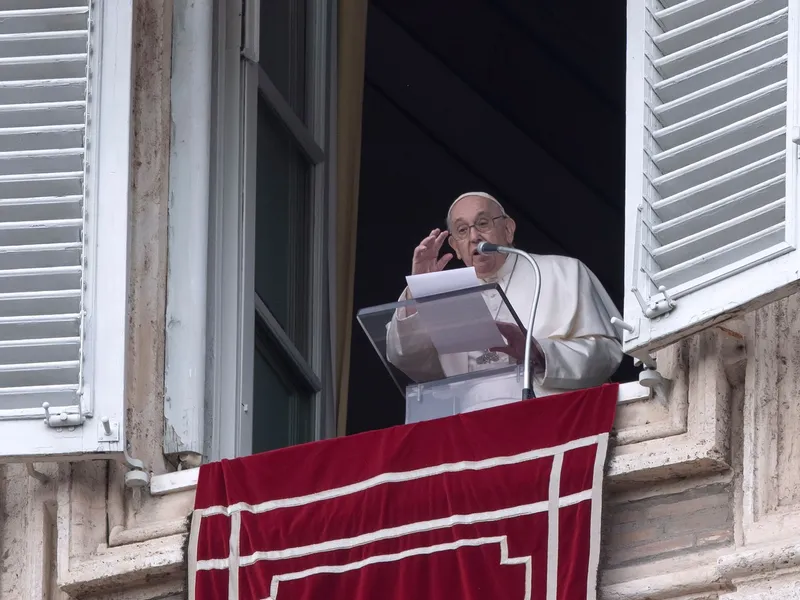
[205,0,337,461]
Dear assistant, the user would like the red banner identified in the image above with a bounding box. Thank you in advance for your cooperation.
[189,384,618,599]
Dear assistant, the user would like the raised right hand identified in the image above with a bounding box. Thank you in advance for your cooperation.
[412,228,453,276]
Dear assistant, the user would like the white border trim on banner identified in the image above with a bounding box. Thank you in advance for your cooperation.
[266,536,532,600]
[188,432,611,600]
[198,434,601,517]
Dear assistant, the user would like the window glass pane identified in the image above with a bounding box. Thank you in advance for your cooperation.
[252,326,313,454]
[254,95,310,355]
[259,0,306,121]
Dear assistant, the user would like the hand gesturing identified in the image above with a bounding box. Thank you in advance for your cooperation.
[412,228,453,275]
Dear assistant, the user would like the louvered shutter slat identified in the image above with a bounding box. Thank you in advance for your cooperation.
[0,337,79,364]
[634,0,789,296]
[655,81,785,145]
[0,385,79,410]
[652,104,786,171]
[0,83,86,106]
[650,223,784,288]
[0,8,89,36]
[654,8,788,76]
[0,245,82,270]
[654,57,787,124]
[649,198,785,266]
[0,34,87,61]
[657,0,784,34]
[0,2,88,413]
[653,33,787,102]
[652,126,785,195]
[653,175,784,240]
[0,314,80,342]
[654,0,787,51]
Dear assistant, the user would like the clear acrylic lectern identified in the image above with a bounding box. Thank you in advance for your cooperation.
[356,284,528,424]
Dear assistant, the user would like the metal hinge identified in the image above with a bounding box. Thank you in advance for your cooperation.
[632,285,676,319]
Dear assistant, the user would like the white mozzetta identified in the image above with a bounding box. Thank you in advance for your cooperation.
[0,0,133,460]
[623,0,800,355]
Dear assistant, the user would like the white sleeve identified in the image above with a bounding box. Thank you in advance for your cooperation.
[534,336,623,390]
[385,287,445,382]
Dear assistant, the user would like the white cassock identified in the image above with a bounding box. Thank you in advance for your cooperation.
[386,253,623,415]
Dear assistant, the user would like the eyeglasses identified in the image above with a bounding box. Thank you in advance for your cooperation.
[449,215,506,241]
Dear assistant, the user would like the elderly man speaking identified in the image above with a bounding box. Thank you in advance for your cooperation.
[386,192,623,411]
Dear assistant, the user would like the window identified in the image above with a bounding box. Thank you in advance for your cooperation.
[254,95,311,356]
[204,0,334,460]
[0,1,133,459]
[623,0,800,358]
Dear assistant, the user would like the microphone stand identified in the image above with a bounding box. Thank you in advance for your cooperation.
[477,242,541,400]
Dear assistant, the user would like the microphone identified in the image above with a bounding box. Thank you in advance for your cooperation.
[476,241,501,254]
[477,242,542,400]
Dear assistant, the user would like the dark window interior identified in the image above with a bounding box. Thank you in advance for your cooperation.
[347,0,632,434]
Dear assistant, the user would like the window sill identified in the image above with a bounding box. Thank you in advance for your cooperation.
[149,383,649,497]
[150,466,200,496]
[617,380,650,405]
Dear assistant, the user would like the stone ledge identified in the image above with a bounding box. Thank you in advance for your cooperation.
[608,438,730,487]
[109,517,189,547]
[60,533,187,598]
[600,541,800,600]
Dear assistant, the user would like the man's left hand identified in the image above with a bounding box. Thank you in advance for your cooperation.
[491,322,545,370]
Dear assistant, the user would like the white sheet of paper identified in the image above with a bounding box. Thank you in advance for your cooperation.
[405,267,506,355]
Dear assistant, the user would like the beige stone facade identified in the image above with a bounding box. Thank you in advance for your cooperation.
[2,1,799,599]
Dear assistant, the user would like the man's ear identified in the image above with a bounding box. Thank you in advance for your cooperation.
[504,216,517,245]
[448,235,461,259]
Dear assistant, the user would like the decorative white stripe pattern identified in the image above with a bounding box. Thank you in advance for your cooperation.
[586,434,608,600]
[229,512,241,599]
[265,536,533,600]
[188,432,611,600]
[187,508,202,600]
[197,434,601,518]
[547,452,563,600]
[195,488,592,571]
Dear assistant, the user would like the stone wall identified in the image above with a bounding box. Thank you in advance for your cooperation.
[604,481,734,569]
[0,2,189,598]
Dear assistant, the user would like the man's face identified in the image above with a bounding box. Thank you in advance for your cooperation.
[448,195,516,278]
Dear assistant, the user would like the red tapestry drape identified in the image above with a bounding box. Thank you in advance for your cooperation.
[189,384,618,600]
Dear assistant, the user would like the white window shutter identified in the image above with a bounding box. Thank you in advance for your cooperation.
[0,0,133,460]
[624,0,800,355]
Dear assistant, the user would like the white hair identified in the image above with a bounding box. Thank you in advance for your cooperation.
[446,192,507,229]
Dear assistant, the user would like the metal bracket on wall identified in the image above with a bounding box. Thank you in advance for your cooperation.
[25,463,49,483]
[633,285,676,320]
[123,449,150,489]
[611,318,671,397]
[635,359,670,396]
